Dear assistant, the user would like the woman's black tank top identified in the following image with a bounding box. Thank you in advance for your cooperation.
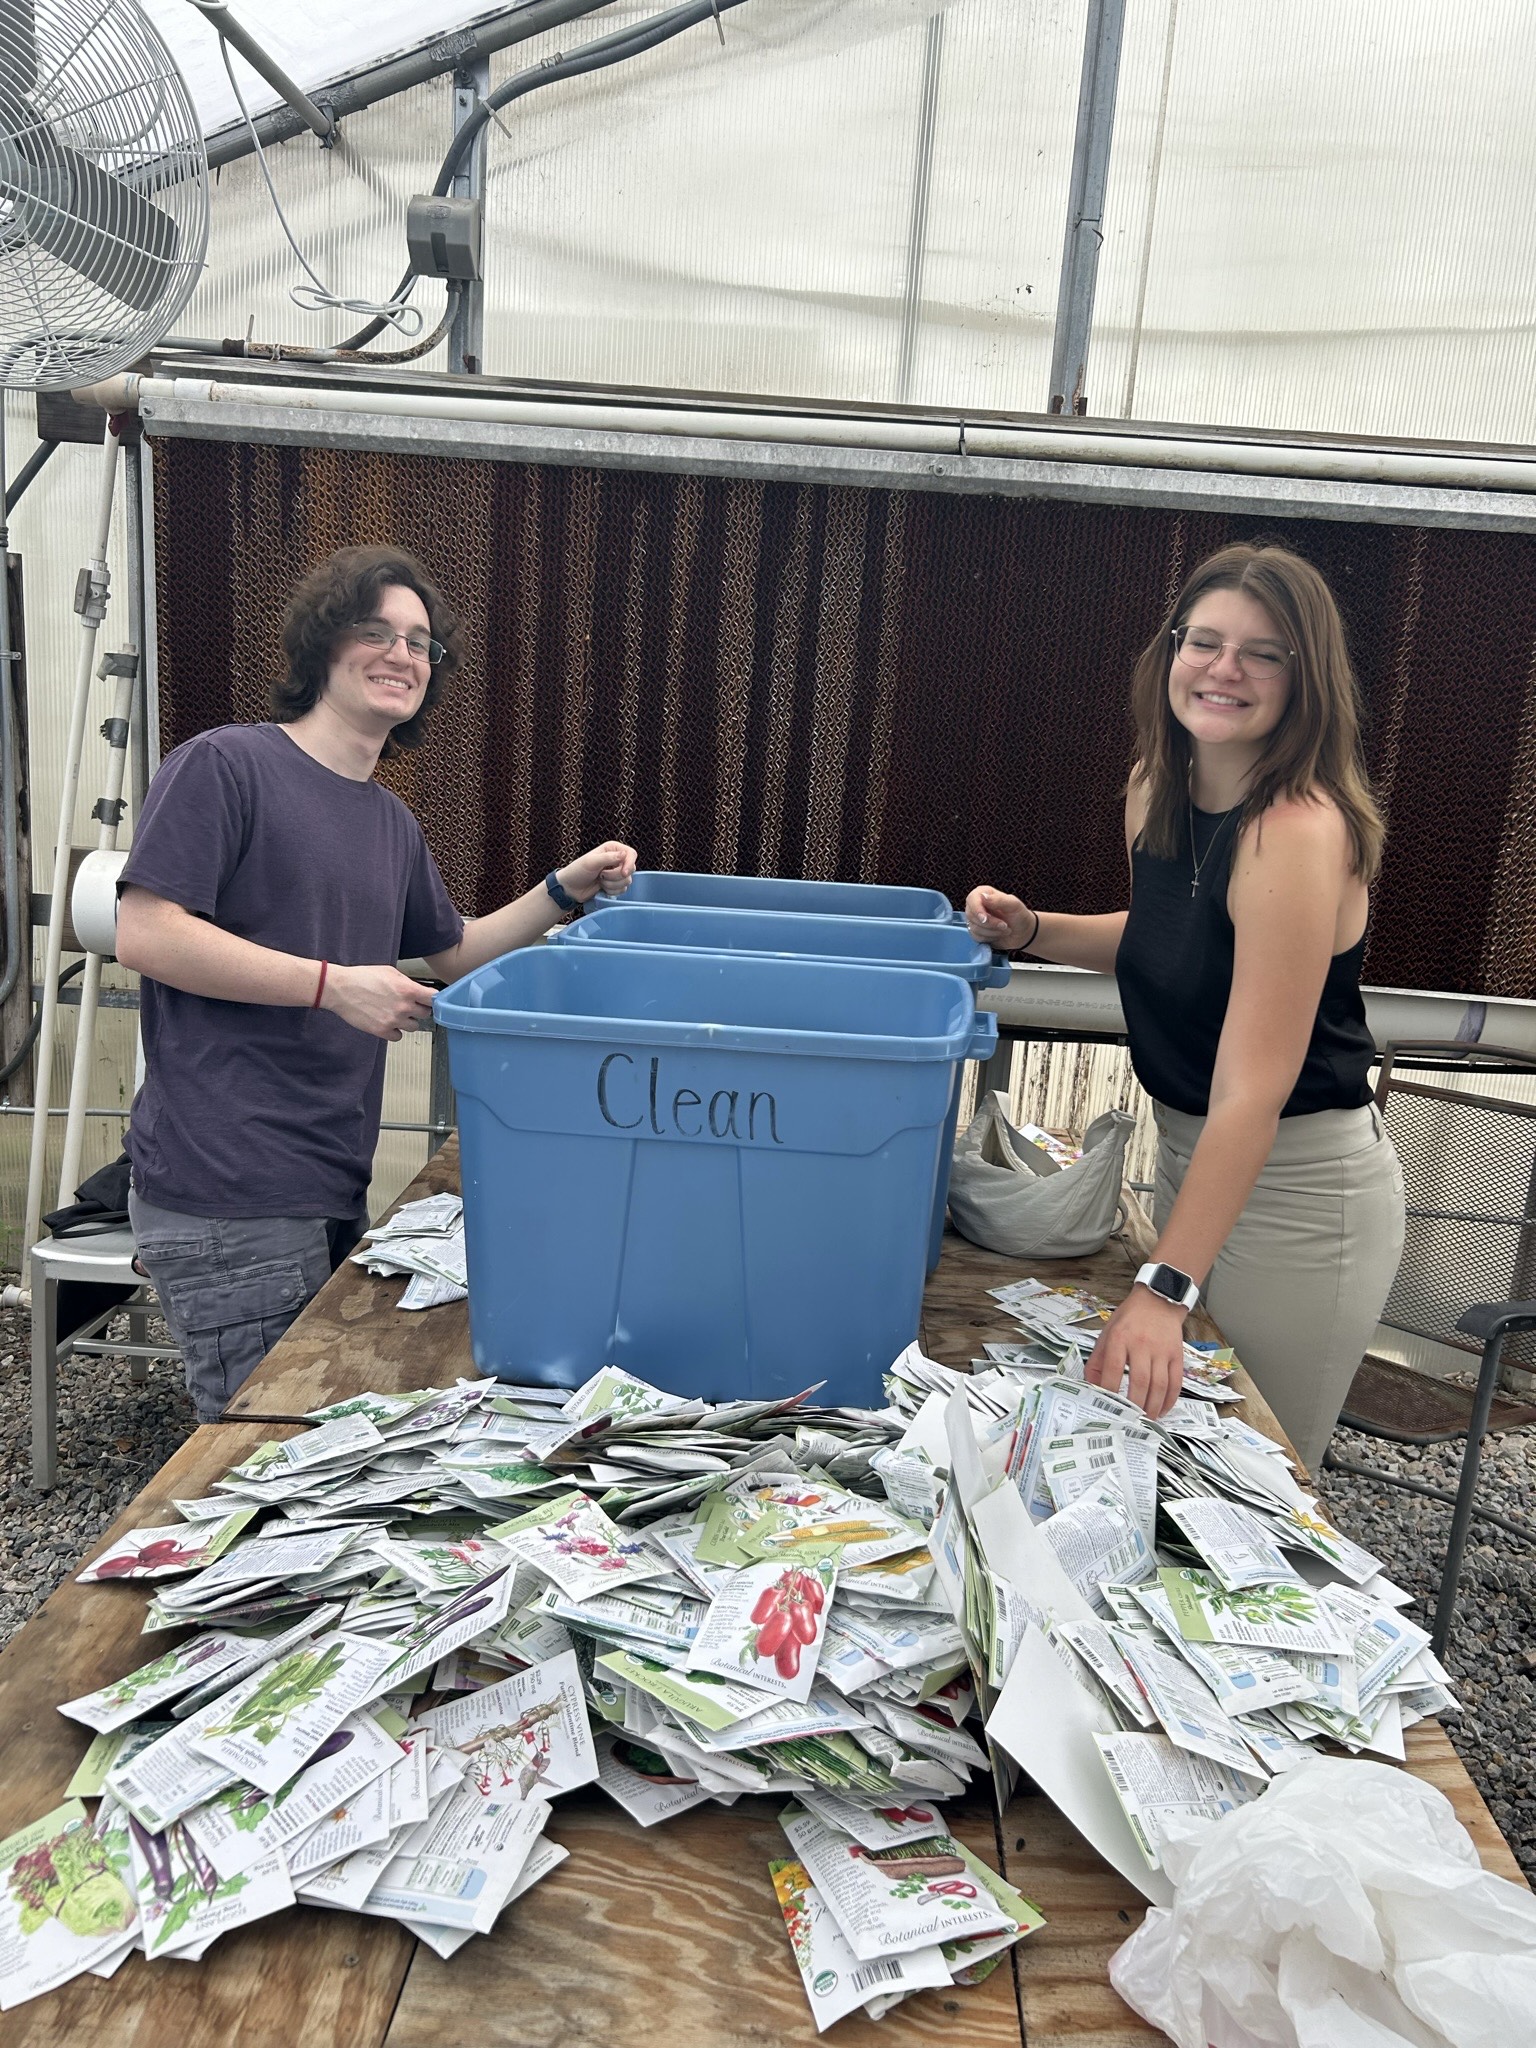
[1116,803,1376,1118]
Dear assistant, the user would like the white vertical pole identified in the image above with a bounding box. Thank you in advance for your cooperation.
[57,654,136,1202]
[23,425,121,1254]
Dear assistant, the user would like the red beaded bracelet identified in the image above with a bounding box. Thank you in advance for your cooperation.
[312,960,329,1009]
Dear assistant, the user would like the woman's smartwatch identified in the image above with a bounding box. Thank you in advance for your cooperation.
[1133,1261,1200,1313]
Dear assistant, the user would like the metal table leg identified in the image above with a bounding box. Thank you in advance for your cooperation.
[29,1255,58,1492]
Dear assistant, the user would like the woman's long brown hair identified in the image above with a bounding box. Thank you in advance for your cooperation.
[1130,542,1385,881]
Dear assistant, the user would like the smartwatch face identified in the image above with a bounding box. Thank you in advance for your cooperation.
[1147,1263,1190,1303]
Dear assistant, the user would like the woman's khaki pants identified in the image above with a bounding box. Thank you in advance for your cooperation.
[1153,1101,1406,1474]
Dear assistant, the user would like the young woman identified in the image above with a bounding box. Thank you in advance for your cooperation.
[965,542,1404,1471]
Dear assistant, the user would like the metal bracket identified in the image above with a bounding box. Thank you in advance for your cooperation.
[73,566,109,624]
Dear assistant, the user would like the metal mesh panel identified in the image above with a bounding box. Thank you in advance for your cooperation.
[151,435,1536,998]
[1378,1065,1536,1367]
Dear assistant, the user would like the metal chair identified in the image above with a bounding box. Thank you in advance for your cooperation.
[29,1227,180,1491]
[1427,1301,1536,1656]
[1324,1041,1536,1657]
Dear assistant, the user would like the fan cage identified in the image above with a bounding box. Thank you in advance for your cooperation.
[0,0,208,391]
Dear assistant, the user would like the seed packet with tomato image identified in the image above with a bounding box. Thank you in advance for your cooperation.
[687,1559,837,1704]
[76,1511,255,1583]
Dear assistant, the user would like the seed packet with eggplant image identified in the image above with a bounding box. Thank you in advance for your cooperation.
[126,1810,292,1961]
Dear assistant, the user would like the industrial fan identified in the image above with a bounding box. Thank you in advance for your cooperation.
[0,0,208,390]
[0,0,209,1254]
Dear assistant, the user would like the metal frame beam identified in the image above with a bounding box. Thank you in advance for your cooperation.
[202,0,616,168]
[447,55,492,377]
[135,390,1536,534]
[1047,0,1127,417]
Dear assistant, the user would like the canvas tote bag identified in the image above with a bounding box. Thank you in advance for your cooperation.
[946,1092,1136,1259]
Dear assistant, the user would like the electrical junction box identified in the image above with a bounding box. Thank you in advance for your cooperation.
[406,195,483,282]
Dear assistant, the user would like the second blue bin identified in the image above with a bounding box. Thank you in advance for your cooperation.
[436,945,994,1407]
[556,901,1007,1271]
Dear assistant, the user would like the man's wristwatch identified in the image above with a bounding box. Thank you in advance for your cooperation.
[545,870,580,914]
[1133,1261,1200,1313]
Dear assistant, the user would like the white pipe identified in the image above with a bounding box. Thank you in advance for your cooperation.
[81,375,959,457]
[979,963,1536,1057]
[24,429,121,1256]
[78,373,1536,497]
[58,660,136,1202]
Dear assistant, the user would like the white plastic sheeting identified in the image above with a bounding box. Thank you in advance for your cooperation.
[1091,0,1536,444]
[20,0,1523,437]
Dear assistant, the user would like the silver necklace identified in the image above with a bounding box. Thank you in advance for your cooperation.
[1188,796,1235,899]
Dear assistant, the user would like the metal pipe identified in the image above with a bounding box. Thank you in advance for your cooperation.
[185,0,335,143]
[895,11,944,405]
[4,437,55,516]
[80,371,1536,498]
[977,962,1536,1056]
[1048,0,1127,416]
[58,655,136,1201]
[202,0,616,169]
[1431,1333,1511,1657]
[23,427,121,1256]
[447,55,491,378]
[0,408,20,1014]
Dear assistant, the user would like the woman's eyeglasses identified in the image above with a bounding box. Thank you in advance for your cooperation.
[350,619,446,666]
[1171,625,1292,682]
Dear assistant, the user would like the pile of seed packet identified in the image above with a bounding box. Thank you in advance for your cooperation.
[350,1192,467,1309]
[0,1278,1458,2027]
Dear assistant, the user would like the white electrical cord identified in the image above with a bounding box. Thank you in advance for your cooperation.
[218,39,423,337]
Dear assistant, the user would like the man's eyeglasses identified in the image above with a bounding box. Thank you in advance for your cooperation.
[1171,625,1292,683]
[350,619,446,667]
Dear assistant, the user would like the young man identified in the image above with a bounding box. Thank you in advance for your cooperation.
[116,544,635,1421]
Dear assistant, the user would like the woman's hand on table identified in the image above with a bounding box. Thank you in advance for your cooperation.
[1085,1286,1186,1418]
[965,885,1035,951]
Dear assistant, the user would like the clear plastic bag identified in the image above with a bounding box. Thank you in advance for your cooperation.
[1109,1756,1536,2048]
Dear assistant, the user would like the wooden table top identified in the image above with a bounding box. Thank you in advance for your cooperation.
[2,1156,1522,2046]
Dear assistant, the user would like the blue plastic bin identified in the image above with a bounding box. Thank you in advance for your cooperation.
[554,902,1009,1270]
[620,869,962,924]
[436,945,995,1406]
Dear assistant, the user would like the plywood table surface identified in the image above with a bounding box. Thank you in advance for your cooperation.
[386,1791,1024,2048]
[0,1424,415,2048]
[6,1157,1525,2044]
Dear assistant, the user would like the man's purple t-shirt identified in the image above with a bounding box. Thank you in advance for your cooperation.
[121,723,463,1219]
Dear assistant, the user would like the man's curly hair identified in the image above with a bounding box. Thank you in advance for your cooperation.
[274,545,465,757]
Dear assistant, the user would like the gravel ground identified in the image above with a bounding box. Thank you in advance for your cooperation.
[1322,1419,1536,1881]
[0,1296,1531,1879]
[0,1299,196,1652]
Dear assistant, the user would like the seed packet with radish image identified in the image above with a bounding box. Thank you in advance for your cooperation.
[686,1559,836,1704]
[76,1511,255,1582]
